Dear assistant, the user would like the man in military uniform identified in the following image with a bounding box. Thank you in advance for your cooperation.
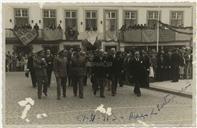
[45,49,53,88]
[53,50,68,100]
[92,49,106,98]
[33,50,48,99]
[70,48,87,98]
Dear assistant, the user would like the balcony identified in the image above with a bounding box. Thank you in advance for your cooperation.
[6,29,43,39]
[119,28,192,43]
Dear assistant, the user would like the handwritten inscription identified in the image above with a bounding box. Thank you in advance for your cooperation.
[76,84,191,122]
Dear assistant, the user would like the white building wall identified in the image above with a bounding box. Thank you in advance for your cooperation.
[4,3,193,34]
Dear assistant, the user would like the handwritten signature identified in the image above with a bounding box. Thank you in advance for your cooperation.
[76,83,191,122]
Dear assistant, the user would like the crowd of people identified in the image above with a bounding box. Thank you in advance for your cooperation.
[13,23,40,31]
[6,51,28,72]
[120,23,185,31]
[22,47,192,100]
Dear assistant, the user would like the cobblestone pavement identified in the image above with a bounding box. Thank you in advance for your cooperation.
[5,72,193,127]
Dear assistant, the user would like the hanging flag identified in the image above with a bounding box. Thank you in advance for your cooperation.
[13,29,38,46]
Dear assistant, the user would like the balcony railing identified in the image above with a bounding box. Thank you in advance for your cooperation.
[5,28,43,39]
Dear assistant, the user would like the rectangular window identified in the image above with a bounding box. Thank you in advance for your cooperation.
[43,9,56,29]
[124,11,137,27]
[147,11,160,28]
[85,10,97,31]
[170,11,184,27]
[104,10,117,32]
[65,10,77,30]
[14,8,29,26]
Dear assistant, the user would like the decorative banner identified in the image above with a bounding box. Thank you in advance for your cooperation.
[175,29,193,41]
[13,29,38,46]
[142,29,157,42]
[124,30,141,42]
[43,29,63,41]
[159,29,175,42]
[158,21,193,35]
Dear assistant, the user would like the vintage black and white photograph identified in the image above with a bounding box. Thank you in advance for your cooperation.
[3,1,196,127]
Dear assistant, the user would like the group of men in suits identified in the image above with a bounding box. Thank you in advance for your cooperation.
[26,47,184,99]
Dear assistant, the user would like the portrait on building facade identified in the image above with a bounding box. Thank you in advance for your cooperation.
[3,1,196,128]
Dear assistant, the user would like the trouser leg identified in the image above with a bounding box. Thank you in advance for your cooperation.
[56,77,61,99]
[93,77,98,95]
[111,75,117,95]
[72,77,78,96]
[43,78,48,94]
[61,77,67,97]
[134,80,141,95]
[30,71,37,87]
[78,77,84,98]
[37,79,42,99]
[47,69,52,87]
[100,78,105,97]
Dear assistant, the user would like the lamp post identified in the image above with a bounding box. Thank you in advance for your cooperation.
[156,6,161,53]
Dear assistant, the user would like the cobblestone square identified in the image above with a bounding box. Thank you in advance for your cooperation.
[5,72,193,127]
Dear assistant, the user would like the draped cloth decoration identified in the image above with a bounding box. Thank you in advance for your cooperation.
[105,19,118,41]
[159,29,176,42]
[86,31,98,45]
[142,29,157,42]
[13,29,38,46]
[124,30,141,42]
[43,29,63,41]
[158,21,193,35]
[82,39,101,51]
[175,29,193,41]
[118,20,192,43]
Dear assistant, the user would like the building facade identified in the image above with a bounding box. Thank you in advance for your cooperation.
[4,2,194,54]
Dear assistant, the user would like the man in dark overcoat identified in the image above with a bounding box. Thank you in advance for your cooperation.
[129,51,144,97]
[45,49,54,88]
[171,49,182,82]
